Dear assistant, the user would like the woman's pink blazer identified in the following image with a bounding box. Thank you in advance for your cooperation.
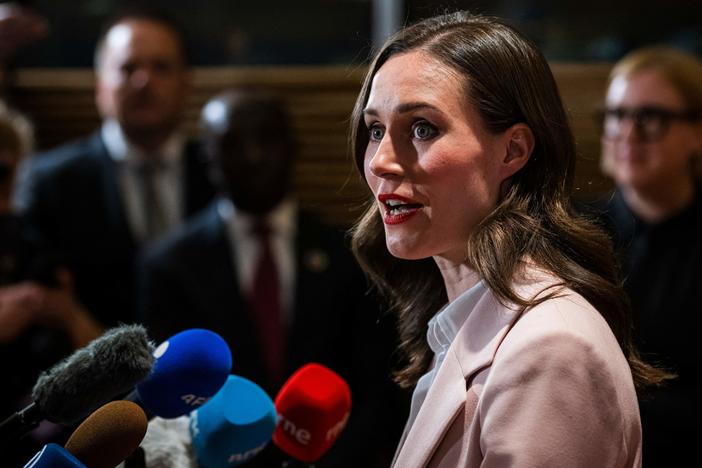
[392,269,642,468]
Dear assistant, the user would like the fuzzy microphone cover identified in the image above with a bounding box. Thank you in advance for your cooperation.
[32,324,155,424]
[141,415,197,468]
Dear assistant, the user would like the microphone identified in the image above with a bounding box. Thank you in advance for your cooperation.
[64,400,147,468]
[136,375,277,467]
[273,363,352,466]
[131,328,232,419]
[0,324,155,442]
[190,374,277,467]
[24,400,148,468]
[23,444,85,468]
[135,415,194,468]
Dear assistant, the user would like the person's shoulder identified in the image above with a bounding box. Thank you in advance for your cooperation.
[582,190,632,225]
[573,192,638,252]
[296,211,358,266]
[488,284,639,412]
[182,138,203,156]
[141,202,222,265]
[29,132,106,177]
[500,265,620,353]
[573,189,618,222]
[518,286,609,338]
[181,138,208,167]
[495,277,630,381]
[297,210,350,245]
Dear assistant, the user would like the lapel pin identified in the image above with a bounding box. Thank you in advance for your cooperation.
[304,249,329,273]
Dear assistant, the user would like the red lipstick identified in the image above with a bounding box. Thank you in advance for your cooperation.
[377,194,422,225]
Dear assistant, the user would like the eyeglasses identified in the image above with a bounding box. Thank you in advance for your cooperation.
[597,106,700,143]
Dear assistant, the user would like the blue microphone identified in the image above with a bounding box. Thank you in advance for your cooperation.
[190,375,277,467]
[134,328,232,419]
[23,443,86,468]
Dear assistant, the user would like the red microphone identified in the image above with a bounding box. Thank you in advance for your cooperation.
[273,363,351,465]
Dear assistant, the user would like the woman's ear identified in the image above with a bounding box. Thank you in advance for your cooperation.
[500,123,534,179]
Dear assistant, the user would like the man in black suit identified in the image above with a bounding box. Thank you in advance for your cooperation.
[14,9,215,330]
[138,89,405,467]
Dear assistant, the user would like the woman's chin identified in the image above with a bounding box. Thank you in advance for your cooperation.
[386,242,430,261]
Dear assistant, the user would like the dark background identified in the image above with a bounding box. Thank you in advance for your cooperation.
[10,0,702,67]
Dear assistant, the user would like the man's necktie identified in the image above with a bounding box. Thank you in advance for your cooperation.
[137,159,168,242]
[250,220,286,384]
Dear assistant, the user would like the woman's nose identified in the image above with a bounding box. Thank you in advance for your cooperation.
[367,136,404,179]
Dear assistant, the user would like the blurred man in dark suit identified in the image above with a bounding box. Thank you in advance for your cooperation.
[138,88,405,467]
[14,8,215,329]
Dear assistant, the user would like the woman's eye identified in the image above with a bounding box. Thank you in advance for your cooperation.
[412,121,438,140]
[369,125,385,141]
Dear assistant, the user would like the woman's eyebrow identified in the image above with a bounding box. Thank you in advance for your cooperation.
[363,101,440,116]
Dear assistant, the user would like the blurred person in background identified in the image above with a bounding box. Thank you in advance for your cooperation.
[596,46,702,467]
[138,88,405,467]
[13,7,214,330]
[0,100,100,466]
[0,2,48,90]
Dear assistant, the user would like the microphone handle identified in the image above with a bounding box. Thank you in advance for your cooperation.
[124,389,154,420]
[0,402,43,444]
[124,446,147,468]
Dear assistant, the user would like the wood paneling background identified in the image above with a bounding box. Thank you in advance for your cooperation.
[8,64,614,226]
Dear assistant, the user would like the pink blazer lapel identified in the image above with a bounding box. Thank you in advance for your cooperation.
[392,289,522,468]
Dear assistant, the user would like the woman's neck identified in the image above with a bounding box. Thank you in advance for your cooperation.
[621,179,695,223]
[434,257,481,303]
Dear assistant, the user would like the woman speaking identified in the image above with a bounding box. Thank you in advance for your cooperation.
[349,11,667,468]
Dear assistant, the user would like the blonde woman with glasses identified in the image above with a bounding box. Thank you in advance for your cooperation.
[597,47,702,468]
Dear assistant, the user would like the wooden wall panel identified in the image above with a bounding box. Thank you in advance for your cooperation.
[8,64,614,226]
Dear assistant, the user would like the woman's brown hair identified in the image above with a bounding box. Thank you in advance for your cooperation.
[349,12,670,390]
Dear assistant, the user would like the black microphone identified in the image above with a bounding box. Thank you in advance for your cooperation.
[0,324,155,443]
